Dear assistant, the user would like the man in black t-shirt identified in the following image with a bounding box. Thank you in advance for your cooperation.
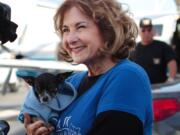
[130,18,177,84]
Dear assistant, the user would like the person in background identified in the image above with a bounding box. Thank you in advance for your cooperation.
[24,0,153,135]
[0,2,18,44]
[130,18,177,84]
[171,18,180,73]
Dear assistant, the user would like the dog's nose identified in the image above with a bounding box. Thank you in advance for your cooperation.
[42,96,49,102]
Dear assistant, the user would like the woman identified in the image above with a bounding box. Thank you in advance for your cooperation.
[24,0,153,135]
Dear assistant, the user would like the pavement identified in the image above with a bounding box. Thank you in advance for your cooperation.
[0,82,28,120]
[0,81,29,135]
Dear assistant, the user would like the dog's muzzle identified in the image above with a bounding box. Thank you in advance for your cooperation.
[39,92,52,104]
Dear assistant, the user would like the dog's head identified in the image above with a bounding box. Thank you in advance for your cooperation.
[22,72,73,103]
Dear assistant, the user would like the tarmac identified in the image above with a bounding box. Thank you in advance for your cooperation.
[0,81,29,135]
[0,82,28,119]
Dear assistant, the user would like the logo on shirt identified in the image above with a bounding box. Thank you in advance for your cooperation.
[55,116,82,135]
[153,58,160,65]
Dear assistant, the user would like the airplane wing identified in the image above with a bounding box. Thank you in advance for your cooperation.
[0,59,87,72]
[0,58,87,95]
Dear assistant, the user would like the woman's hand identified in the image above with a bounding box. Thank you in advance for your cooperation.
[24,113,54,135]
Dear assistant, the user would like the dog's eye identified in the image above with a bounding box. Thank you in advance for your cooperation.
[53,88,58,93]
[50,88,57,93]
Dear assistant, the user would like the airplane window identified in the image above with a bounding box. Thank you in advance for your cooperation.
[153,24,163,37]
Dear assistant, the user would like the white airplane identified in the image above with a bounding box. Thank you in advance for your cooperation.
[2,0,176,56]
[1,0,178,61]
[0,0,178,94]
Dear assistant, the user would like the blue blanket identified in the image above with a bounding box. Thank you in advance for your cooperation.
[18,82,77,124]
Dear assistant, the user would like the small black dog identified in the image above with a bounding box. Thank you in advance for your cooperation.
[18,71,76,127]
[22,72,73,103]
[18,71,76,132]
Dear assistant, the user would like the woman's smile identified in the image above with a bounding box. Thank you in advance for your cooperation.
[70,45,86,54]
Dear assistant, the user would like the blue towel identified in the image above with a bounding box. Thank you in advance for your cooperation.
[18,82,77,124]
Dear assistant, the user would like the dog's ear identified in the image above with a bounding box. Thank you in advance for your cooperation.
[21,76,35,86]
[56,71,73,82]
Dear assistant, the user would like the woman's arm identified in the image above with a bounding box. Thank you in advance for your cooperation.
[87,110,143,135]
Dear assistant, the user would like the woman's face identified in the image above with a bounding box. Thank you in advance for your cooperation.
[62,7,105,65]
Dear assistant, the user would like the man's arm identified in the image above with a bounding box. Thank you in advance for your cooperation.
[167,59,177,82]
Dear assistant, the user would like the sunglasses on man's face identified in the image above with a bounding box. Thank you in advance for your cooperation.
[141,28,152,33]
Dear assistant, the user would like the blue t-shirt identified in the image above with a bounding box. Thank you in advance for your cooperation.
[55,59,153,135]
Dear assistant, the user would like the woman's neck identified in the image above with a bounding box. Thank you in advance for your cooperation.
[86,57,116,77]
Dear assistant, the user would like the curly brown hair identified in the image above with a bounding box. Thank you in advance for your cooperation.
[54,0,138,62]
